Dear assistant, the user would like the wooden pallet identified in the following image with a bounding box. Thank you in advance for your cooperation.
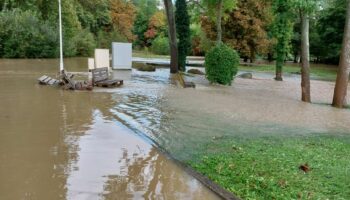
[60,71,93,91]
[95,79,124,88]
[38,75,61,86]
[92,67,124,88]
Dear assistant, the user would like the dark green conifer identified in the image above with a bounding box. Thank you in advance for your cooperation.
[175,0,191,72]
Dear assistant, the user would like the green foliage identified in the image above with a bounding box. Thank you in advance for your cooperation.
[132,0,159,48]
[133,13,149,47]
[203,0,236,19]
[205,44,239,85]
[175,0,191,71]
[96,30,128,49]
[272,0,294,76]
[72,29,96,56]
[151,36,170,55]
[0,9,58,58]
[314,0,346,64]
[292,0,320,13]
[190,135,350,199]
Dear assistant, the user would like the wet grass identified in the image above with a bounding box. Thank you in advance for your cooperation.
[239,64,338,81]
[189,135,350,200]
[132,50,170,59]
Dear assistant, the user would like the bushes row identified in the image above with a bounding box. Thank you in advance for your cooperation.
[0,9,95,58]
[0,9,58,58]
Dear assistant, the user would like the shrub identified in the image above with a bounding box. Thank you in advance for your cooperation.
[0,9,58,58]
[96,30,128,50]
[73,29,96,57]
[151,36,170,55]
[205,44,239,85]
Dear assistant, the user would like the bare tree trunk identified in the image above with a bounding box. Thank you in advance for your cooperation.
[333,0,350,108]
[216,0,223,44]
[275,52,284,81]
[301,11,311,103]
[164,0,179,74]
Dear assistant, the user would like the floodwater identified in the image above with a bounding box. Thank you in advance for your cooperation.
[1,58,350,199]
[0,58,220,200]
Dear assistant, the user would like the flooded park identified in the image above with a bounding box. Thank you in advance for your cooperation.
[1,58,349,199]
[0,58,221,200]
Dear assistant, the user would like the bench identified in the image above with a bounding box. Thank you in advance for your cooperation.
[92,67,123,88]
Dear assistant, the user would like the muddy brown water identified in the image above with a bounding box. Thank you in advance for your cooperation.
[1,58,349,200]
[0,58,220,200]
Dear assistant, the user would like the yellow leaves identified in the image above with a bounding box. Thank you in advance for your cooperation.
[149,11,166,29]
[110,0,136,41]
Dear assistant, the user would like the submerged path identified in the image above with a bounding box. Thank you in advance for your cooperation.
[0,58,220,200]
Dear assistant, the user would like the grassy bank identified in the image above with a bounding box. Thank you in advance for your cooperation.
[188,135,350,200]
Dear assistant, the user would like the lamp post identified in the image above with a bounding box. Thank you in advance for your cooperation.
[58,0,64,73]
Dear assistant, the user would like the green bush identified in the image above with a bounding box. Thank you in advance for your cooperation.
[205,44,239,85]
[0,9,58,58]
[151,36,170,55]
[73,29,96,57]
[96,30,127,50]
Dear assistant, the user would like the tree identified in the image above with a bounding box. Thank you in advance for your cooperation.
[144,11,167,45]
[132,0,159,47]
[200,0,273,62]
[316,0,346,64]
[332,0,350,108]
[164,0,178,73]
[110,0,136,42]
[293,0,319,102]
[133,13,149,47]
[175,0,191,72]
[225,0,272,62]
[203,0,236,44]
[272,0,294,81]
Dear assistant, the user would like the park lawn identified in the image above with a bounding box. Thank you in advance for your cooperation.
[239,64,338,81]
[189,135,350,200]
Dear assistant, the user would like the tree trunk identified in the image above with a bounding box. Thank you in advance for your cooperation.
[332,0,350,108]
[275,51,284,81]
[164,0,178,74]
[216,0,223,44]
[301,11,311,103]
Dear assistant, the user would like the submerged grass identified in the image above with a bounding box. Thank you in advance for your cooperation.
[189,135,350,200]
[132,51,339,81]
[239,64,338,81]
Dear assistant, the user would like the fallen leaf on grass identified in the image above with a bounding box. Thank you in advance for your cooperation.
[299,163,311,173]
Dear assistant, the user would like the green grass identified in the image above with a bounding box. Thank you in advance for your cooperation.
[189,135,350,200]
[239,64,338,81]
[132,50,170,59]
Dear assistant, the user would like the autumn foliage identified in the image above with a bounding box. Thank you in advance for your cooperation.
[201,0,273,62]
[110,0,136,42]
